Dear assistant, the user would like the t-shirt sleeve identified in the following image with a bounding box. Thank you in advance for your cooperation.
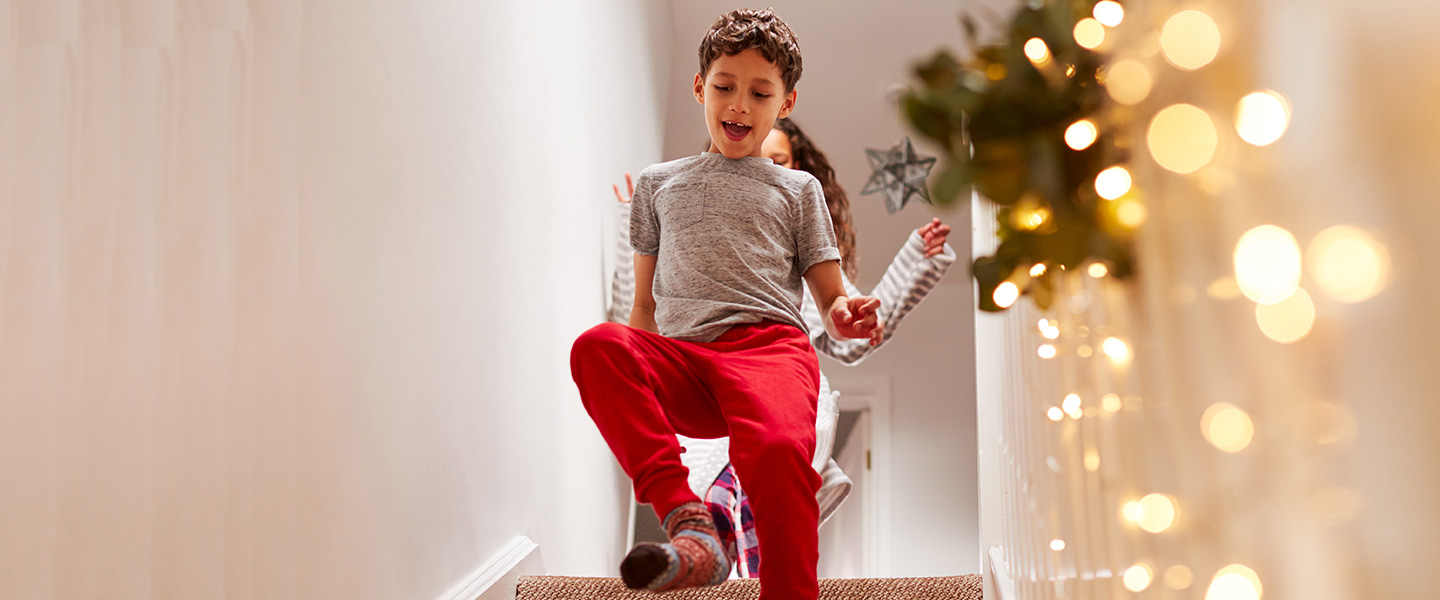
[794,176,842,273]
[629,171,660,256]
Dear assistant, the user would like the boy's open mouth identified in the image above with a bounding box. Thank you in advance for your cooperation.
[722,120,751,142]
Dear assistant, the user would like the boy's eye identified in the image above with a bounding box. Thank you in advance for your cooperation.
[753,92,771,99]
[713,85,732,92]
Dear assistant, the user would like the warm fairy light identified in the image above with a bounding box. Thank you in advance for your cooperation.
[1206,564,1263,600]
[1063,394,1082,418]
[1084,450,1100,471]
[1308,225,1390,303]
[1122,500,1144,522]
[1025,37,1051,64]
[1166,565,1195,590]
[1041,322,1060,340]
[1234,225,1302,305]
[1148,104,1219,174]
[1030,263,1048,277]
[1115,199,1147,227]
[1050,539,1066,551]
[994,281,1021,308]
[1013,204,1052,231]
[1102,337,1131,363]
[1255,287,1316,344]
[1207,276,1241,300]
[1161,10,1222,71]
[1106,59,1152,105]
[1137,493,1178,533]
[1074,18,1106,50]
[1048,406,1065,422]
[1095,166,1132,200]
[1102,394,1123,413]
[1038,344,1057,359]
[1201,402,1255,453]
[986,63,1007,81]
[1088,263,1109,278]
[1124,564,1154,592]
[1065,119,1100,150]
[1094,1,1125,26]
[1077,345,1093,358]
[1235,91,1292,146]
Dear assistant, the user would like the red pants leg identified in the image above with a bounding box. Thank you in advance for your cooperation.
[704,322,822,600]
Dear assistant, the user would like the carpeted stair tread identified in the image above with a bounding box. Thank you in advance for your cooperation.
[516,575,982,600]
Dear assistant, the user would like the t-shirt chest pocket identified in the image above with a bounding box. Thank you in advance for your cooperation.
[657,181,707,233]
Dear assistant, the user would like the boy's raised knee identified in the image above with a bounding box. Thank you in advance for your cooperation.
[572,322,631,359]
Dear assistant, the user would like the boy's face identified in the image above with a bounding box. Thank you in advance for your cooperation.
[694,48,797,160]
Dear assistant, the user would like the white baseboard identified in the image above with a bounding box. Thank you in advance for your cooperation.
[439,536,543,600]
[987,546,1015,600]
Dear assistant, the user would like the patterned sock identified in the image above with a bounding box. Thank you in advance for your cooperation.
[619,502,730,591]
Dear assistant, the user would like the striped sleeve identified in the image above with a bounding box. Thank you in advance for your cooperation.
[804,229,957,365]
[607,202,636,324]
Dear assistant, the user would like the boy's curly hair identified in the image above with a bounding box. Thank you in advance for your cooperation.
[698,8,803,92]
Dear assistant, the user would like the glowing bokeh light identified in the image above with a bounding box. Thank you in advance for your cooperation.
[1030,263,1048,277]
[1038,344,1057,359]
[1074,18,1106,50]
[1255,287,1316,344]
[1161,10,1221,71]
[1077,345,1093,358]
[1066,119,1100,151]
[1166,565,1195,590]
[1095,166,1133,200]
[1206,565,1263,600]
[1122,500,1143,522]
[1308,225,1390,303]
[1207,276,1241,300]
[1094,0,1125,26]
[1063,393,1082,416]
[1102,337,1131,363]
[1025,37,1051,64]
[1148,104,1219,174]
[1088,263,1109,278]
[1124,564,1154,592]
[1234,225,1302,305]
[1236,91,1291,146]
[1201,402,1255,453]
[994,281,1020,308]
[1047,406,1065,422]
[1106,59,1152,105]
[1116,199,1147,227]
[1137,493,1178,533]
[1102,394,1123,413]
[1084,450,1100,471]
[1050,538,1066,551]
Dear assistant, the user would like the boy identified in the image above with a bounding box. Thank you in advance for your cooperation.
[570,9,879,600]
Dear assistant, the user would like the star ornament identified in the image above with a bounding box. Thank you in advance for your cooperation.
[861,137,937,214]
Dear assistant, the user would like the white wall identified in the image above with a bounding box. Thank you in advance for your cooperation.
[0,1,669,598]
[659,0,1014,576]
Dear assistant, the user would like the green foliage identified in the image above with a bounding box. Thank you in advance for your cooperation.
[901,1,1135,312]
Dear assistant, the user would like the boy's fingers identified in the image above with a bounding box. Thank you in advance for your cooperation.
[613,183,626,204]
[856,297,881,315]
[625,172,635,197]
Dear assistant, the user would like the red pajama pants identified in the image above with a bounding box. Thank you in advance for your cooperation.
[571,320,822,600]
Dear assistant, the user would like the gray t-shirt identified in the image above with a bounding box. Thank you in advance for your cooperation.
[631,152,841,342]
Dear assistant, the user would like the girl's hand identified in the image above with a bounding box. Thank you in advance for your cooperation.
[612,172,634,205]
[917,218,951,258]
[829,296,884,346]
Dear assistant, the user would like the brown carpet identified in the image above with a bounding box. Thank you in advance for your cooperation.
[516,575,983,600]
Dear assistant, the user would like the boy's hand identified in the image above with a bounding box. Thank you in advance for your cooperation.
[612,172,634,205]
[829,296,883,346]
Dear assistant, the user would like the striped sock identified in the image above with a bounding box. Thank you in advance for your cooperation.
[619,502,730,591]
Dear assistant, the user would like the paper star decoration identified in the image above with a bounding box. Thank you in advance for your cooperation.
[861,137,937,214]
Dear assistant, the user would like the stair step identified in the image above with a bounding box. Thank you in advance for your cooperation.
[516,575,982,600]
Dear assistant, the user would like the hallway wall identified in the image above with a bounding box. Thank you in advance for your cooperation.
[0,1,669,598]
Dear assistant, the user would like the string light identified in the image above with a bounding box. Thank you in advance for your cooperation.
[1106,59,1152,105]
[1102,336,1131,364]
[1093,0,1125,26]
[1095,166,1132,200]
[1308,225,1390,303]
[1235,91,1292,146]
[1102,394,1123,413]
[1065,119,1100,150]
[1135,493,1178,533]
[1050,539,1066,551]
[1024,37,1051,64]
[1201,403,1255,453]
[1030,263,1048,277]
[1088,263,1109,278]
[1074,18,1106,50]
[1148,104,1219,174]
[1077,345,1093,358]
[1206,565,1263,600]
[1084,450,1100,471]
[994,281,1021,308]
[1047,406,1065,422]
[1160,10,1222,71]
[1234,225,1302,305]
[1063,393,1083,419]
[1115,198,1147,228]
[1165,565,1195,590]
[1254,287,1316,343]
[1124,564,1154,592]
[1038,344,1057,359]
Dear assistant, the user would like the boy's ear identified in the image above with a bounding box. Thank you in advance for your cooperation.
[777,89,798,119]
[693,73,705,105]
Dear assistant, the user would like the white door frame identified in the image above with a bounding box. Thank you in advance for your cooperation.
[831,375,894,577]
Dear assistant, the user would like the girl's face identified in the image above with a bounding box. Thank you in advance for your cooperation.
[761,128,794,169]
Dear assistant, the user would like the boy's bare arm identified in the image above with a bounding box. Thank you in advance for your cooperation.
[803,260,883,346]
[629,253,660,333]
